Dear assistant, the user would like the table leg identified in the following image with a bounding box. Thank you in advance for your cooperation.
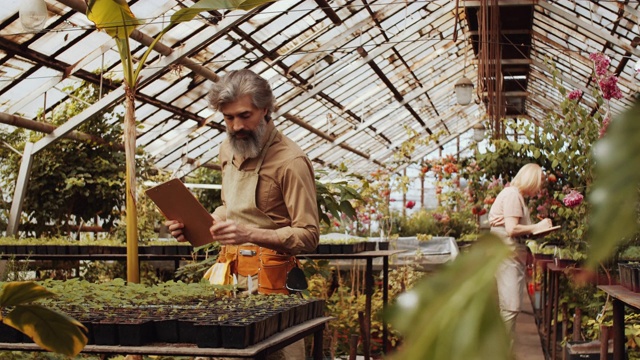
[613,298,624,360]
[382,255,389,354]
[364,258,373,360]
[313,325,324,360]
[545,266,553,354]
[552,271,559,360]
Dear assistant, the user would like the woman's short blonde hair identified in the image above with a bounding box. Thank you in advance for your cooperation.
[510,163,543,195]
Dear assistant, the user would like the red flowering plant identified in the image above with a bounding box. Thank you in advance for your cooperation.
[408,155,481,238]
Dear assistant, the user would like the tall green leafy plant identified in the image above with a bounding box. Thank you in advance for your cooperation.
[316,176,362,226]
[84,0,272,282]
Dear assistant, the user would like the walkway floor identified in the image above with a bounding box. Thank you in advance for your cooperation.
[513,289,546,360]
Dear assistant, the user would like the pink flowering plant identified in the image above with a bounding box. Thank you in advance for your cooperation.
[467,54,625,249]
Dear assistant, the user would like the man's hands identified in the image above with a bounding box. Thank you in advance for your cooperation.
[209,220,251,245]
[165,214,220,243]
[166,215,281,250]
[165,220,186,242]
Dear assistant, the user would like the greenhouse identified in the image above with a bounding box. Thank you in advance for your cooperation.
[1,0,640,359]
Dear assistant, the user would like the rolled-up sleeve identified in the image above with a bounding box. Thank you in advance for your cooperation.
[275,156,319,254]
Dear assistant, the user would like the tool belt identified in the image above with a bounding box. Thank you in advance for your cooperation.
[218,244,298,295]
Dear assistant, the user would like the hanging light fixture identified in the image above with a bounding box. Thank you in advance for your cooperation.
[455,76,474,105]
[19,0,48,32]
[455,26,474,106]
[472,122,486,142]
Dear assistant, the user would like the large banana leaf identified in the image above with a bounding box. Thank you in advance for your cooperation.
[86,0,143,39]
[387,234,512,360]
[587,101,640,267]
[4,305,88,357]
[0,281,53,307]
[171,0,274,24]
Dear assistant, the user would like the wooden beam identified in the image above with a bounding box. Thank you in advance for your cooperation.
[465,0,536,6]
[482,91,529,97]
[55,0,221,82]
[0,37,224,131]
[537,0,640,58]
[281,113,385,167]
[356,46,431,133]
[0,112,125,151]
[314,0,342,25]
[273,0,457,118]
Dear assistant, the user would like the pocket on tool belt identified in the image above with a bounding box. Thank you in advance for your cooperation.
[258,253,294,292]
[237,247,260,277]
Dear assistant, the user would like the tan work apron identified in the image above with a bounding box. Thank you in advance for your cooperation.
[490,190,532,246]
[218,128,297,295]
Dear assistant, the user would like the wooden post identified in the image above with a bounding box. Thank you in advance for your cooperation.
[402,168,407,218]
[358,311,370,360]
[562,303,569,360]
[349,334,359,360]
[420,173,425,208]
[600,325,610,360]
[572,308,582,342]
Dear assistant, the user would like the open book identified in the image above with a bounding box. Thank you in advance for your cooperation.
[531,225,561,237]
[145,178,214,247]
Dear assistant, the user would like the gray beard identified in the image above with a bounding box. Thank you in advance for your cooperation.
[228,120,267,159]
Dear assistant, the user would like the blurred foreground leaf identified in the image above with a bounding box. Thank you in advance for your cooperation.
[0,281,53,306]
[387,234,512,360]
[5,305,88,357]
[587,101,640,267]
[0,282,88,357]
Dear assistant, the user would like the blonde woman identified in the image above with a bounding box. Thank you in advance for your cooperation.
[488,163,552,334]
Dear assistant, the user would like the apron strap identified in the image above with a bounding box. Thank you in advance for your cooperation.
[254,127,278,174]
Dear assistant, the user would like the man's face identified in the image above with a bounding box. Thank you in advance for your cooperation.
[221,94,268,159]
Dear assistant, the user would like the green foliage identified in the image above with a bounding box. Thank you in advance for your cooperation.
[470,139,536,183]
[187,167,223,212]
[31,278,224,308]
[587,101,640,266]
[467,63,605,250]
[303,258,425,356]
[0,282,87,356]
[79,261,163,285]
[315,172,362,226]
[0,82,155,237]
[397,208,477,238]
[620,246,640,261]
[387,234,512,360]
[115,170,171,243]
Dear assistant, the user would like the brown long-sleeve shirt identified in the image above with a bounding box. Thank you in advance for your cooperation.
[213,121,320,254]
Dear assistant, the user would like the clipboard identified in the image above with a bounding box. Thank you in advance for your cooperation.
[145,178,215,247]
[531,225,561,237]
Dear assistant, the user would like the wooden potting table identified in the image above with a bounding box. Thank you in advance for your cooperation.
[543,262,583,360]
[0,317,331,359]
[298,249,406,359]
[598,285,640,360]
[2,253,208,274]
